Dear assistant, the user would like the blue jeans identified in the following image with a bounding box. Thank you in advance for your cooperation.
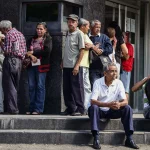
[28,66,46,113]
[120,70,131,93]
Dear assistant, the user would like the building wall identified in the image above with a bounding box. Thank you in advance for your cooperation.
[80,0,105,31]
[0,0,20,29]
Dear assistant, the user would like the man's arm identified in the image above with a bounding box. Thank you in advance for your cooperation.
[111,81,128,110]
[91,98,128,110]
[112,99,128,110]
[85,43,103,55]
[0,37,5,50]
[102,35,113,56]
[72,32,85,76]
[91,99,115,107]
[132,76,150,92]
[73,48,84,75]
[121,43,129,60]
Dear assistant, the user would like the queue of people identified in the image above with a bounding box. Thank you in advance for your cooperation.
[0,14,149,149]
[0,20,52,115]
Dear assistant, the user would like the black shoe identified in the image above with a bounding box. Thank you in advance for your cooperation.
[125,139,139,149]
[80,111,87,116]
[70,112,78,116]
[76,108,87,116]
[93,138,101,149]
[60,109,70,115]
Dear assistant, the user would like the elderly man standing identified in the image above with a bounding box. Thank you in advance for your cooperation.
[88,63,139,149]
[78,18,102,112]
[0,20,26,114]
[89,20,113,88]
[62,14,85,116]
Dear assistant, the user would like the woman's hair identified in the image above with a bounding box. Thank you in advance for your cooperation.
[107,27,115,38]
[108,21,122,39]
[34,22,50,39]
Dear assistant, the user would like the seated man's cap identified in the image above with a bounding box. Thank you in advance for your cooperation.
[66,14,79,21]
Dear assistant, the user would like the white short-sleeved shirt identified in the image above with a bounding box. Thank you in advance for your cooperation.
[63,29,85,68]
[90,77,126,111]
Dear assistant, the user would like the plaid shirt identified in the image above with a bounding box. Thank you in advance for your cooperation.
[3,28,26,59]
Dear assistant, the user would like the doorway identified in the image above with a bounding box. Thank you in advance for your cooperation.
[105,1,141,111]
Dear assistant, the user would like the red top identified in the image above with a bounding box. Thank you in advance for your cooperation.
[121,43,134,72]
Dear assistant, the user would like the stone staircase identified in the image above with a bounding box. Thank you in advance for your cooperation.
[0,114,149,145]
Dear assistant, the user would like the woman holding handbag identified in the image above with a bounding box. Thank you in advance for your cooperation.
[26,22,52,115]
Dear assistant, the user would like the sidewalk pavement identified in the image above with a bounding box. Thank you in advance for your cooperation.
[0,114,144,119]
[0,144,149,150]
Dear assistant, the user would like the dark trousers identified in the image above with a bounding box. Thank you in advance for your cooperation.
[88,105,134,136]
[63,68,84,114]
[2,57,22,113]
[89,69,103,90]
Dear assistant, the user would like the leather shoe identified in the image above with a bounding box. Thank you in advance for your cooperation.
[60,109,70,115]
[125,139,139,149]
[93,138,101,149]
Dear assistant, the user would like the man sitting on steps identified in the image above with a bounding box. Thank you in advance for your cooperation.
[132,75,150,119]
[88,62,139,149]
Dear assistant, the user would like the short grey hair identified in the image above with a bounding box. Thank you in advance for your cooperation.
[0,20,12,29]
[90,20,101,28]
[103,62,117,72]
[78,18,89,28]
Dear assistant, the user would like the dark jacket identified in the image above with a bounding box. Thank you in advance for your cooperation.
[28,35,52,72]
[90,33,113,70]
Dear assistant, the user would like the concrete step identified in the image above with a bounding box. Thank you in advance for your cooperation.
[0,129,148,144]
[0,115,149,131]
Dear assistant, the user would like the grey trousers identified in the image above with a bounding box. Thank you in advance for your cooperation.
[82,67,91,110]
[2,56,22,113]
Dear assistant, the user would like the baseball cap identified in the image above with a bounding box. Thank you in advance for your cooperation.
[66,14,79,21]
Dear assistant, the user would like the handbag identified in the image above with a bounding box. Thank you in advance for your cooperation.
[90,50,112,67]
[99,55,112,67]
[22,56,31,69]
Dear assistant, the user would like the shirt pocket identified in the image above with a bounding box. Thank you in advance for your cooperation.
[12,40,19,52]
[70,36,79,52]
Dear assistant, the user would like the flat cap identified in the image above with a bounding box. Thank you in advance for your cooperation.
[66,14,79,21]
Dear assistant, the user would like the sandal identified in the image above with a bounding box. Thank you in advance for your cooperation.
[32,112,40,115]
[26,112,31,115]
